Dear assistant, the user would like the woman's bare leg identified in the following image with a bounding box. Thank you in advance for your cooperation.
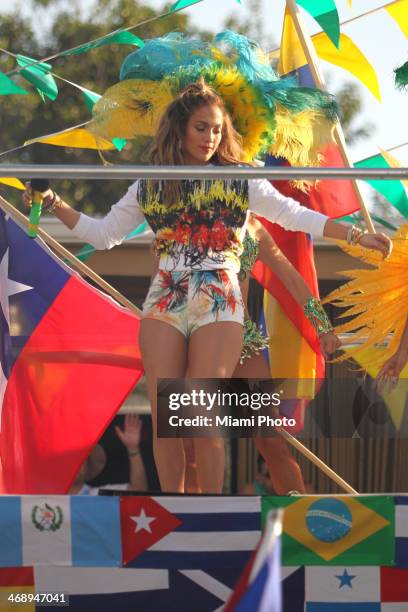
[234,352,306,494]
[139,319,188,493]
[187,321,244,494]
[183,438,201,494]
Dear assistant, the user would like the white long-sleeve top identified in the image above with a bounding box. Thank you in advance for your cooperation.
[71,179,328,272]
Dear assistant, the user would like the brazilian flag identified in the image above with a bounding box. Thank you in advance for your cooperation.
[263,495,394,565]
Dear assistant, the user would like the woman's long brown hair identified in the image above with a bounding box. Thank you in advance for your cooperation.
[148,78,244,205]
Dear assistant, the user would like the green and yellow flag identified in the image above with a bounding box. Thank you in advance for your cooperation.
[263,495,394,565]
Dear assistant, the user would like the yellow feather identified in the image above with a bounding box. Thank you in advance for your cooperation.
[326,223,408,367]
[88,79,174,141]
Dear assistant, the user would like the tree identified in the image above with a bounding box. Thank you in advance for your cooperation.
[0,0,190,213]
[0,0,373,215]
[333,81,374,146]
[223,0,271,49]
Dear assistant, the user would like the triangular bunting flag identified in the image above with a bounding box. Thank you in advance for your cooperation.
[16,55,58,101]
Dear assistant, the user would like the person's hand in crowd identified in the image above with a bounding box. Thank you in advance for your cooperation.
[115,414,143,453]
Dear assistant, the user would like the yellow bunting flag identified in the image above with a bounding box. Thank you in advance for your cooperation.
[25,127,116,150]
[315,32,381,101]
[278,10,381,101]
[0,178,25,190]
[386,0,408,37]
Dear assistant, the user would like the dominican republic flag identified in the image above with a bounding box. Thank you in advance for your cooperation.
[224,510,282,612]
[0,207,143,494]
[120,495,261,569]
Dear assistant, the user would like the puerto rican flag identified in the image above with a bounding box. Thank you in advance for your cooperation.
[0,208,143,493]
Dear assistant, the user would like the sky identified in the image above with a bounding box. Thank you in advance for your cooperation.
[149,0,407,166]
[1,0,407,168]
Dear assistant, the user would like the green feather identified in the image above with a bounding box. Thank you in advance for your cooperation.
[395,61,408,90]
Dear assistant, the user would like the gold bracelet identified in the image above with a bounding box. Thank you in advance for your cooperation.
[43,190,62,213]
[346,225,367,246]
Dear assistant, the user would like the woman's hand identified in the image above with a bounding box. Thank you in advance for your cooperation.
[22,182,53,210]
[375,349,408,393]
[319,332,342,358]
[358,232,392,259]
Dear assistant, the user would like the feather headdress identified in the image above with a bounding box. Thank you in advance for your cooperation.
[89,31,339,167]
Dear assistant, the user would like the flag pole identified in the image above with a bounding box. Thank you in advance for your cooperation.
[0,195,142,316]
[285,0,375,233]
[276,427,358,494]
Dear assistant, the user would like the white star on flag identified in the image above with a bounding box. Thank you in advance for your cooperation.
[0,248,33,328]
[130,508,156,533]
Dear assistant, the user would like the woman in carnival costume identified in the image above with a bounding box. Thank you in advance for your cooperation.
[24,32,391,493]
[233,215,340,494]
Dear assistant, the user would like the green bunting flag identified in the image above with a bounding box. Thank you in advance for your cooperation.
[16,55,58,101]
[296,0,340,48]
[0,71,28,96]
[263,495,394,566]
[111,137,127,151]
[63,30,144,56]
[169,0,204,12]
[355,154,408,219]
[81,88,102,112]
[169,0,240,14]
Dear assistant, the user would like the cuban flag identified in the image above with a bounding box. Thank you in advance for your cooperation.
[120,495,261,569]
[0,208,143,493]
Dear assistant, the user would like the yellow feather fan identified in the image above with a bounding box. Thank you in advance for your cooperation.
[324,223,408,368]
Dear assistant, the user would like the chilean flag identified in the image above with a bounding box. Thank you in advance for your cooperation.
[0,208,143,494]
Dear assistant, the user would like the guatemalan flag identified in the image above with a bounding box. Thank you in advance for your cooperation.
[0,207,143,494]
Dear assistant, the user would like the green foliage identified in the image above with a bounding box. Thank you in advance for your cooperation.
[0,0,370,215]
[223,0,270,48]
[0,0,189,214]
[334,81,374,145]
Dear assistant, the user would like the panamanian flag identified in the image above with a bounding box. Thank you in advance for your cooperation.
[304,565,408,611]
[0,207,143,494]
